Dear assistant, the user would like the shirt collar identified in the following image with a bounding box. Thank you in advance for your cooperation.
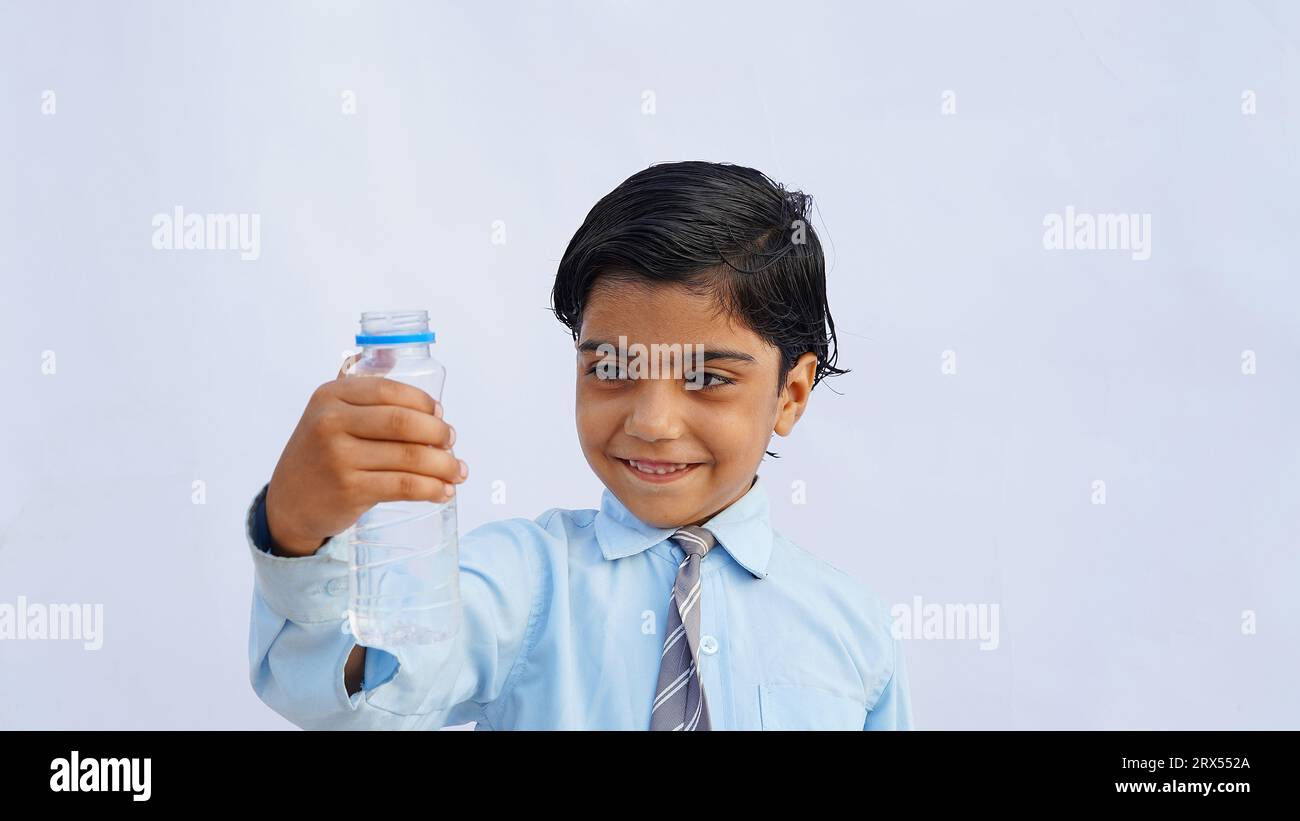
[593,475,773,579]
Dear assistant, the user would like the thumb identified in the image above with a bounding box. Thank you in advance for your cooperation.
[337,351,361,380]
[337,348,396,380]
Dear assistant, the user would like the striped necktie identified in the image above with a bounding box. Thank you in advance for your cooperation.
[650,525,717,731]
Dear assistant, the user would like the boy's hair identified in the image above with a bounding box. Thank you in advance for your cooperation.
[550,161,848,393]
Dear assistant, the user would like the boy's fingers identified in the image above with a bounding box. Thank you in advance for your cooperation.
[349,439,466,482]
[360,472,456,505]
[332,375,440,417]
[340,404,454,447]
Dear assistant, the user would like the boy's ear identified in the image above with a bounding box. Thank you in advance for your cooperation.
[773,352,819,436]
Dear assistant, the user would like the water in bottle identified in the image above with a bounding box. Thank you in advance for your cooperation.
[341,310,460,646]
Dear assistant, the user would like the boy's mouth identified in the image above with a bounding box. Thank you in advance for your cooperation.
[616,457,703,484]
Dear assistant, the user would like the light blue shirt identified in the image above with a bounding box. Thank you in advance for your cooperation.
[247,475,913,730]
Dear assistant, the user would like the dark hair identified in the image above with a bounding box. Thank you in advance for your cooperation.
[550,161,848,396]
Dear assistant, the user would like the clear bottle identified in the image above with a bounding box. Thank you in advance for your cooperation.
[341,310,460,646]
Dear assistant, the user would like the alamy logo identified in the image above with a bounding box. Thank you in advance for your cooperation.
[50,751,151,801]
[1042,206,1151,261]
[591,336,709,390]
[0,596,103,650]
[891,595,1000,651]
[151,206,261,261]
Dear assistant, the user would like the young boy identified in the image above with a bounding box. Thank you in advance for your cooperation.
[246,161,913,730]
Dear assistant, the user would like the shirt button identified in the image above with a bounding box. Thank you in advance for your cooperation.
[700,635,719,655]
[325,577,347,596]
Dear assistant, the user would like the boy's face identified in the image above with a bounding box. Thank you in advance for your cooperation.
[575,279,816,528]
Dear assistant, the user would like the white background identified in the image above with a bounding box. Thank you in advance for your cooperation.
[1,0,1296,729]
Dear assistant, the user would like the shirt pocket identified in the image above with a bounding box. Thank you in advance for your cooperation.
[758,683,868,731]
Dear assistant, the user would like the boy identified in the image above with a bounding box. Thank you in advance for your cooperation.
[246,161,913,730]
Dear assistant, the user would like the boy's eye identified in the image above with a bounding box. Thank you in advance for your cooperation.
[697,372,734,389]
[585,363,628,380]
[583,363,734,390]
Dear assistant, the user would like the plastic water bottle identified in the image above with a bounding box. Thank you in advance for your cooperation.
[341,310,460,647]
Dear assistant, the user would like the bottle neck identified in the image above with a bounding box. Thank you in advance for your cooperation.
[357,310,432,345]
[359,343,431,359]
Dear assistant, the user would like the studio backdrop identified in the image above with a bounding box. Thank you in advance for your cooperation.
[1,0,1296,729]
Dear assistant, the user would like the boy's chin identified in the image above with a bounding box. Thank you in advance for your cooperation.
[604,465,712,528]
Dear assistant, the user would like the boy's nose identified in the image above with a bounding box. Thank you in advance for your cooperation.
[623,381,684,442]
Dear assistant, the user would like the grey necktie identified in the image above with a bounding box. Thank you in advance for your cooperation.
[650,525,716,731]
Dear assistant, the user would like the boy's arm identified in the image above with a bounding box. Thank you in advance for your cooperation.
[246,485,546,729]
[863,634,914,730]
[249,482,367,697]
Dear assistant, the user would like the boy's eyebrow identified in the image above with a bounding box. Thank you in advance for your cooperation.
[577,339,756,364]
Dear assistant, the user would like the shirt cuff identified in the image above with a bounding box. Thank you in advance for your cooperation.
[246,484,352,624]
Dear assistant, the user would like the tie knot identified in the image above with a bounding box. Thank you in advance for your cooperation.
[670,525,716,558]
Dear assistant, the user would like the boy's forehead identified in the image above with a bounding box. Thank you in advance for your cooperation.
[579,280,749,345]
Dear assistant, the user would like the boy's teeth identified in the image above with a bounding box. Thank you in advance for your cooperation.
[630,460,688,475]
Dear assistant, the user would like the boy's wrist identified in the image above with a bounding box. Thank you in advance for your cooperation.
[255,484,328,557]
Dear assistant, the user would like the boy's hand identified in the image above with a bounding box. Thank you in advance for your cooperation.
[264,366,466,558]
